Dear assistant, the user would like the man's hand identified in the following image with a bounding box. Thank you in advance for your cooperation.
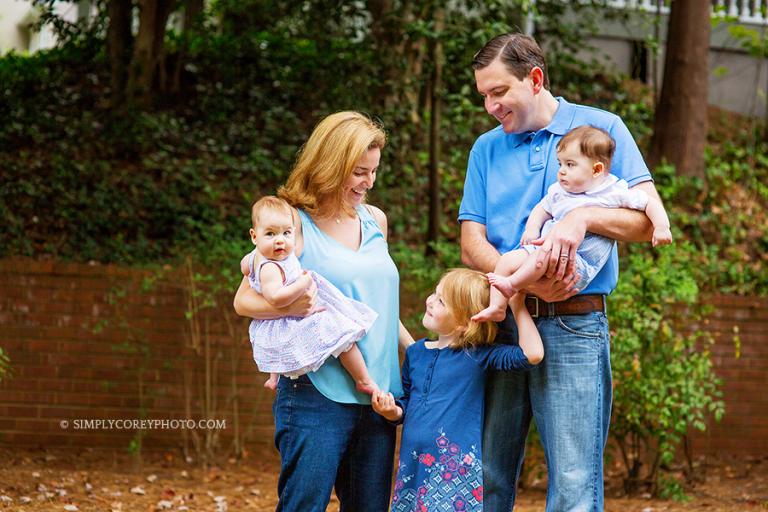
[371,391,403,422]
[524,270,581,303]
[532,210,586,280]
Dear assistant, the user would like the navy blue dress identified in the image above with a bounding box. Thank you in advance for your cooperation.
[391,339,533,512]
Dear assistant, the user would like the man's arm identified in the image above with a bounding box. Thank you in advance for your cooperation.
[535,180,659,279]
[460,221,501,273]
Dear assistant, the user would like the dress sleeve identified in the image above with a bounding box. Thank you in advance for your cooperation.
[392,348,413,425]
[470,345,535,371]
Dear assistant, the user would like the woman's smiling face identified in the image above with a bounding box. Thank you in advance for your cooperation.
[342,147,380,208]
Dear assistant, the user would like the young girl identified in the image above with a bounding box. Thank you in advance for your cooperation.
[372,268,543,512]
[242,195,380,393]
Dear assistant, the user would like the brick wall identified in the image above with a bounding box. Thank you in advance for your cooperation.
[0,258,766,455]
[688,295,768,455]
[0,257,274,452]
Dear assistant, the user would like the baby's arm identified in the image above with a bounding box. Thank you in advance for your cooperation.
[240,253,251,276]
[509,293,544,364]
[259,263,314,308]
[645,197,672,247]
[522,203,553,244]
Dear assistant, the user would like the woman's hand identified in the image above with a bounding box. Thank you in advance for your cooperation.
[371,391,402,422]
[282,278,321,317]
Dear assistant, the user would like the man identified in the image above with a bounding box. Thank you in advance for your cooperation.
[459,33,662,511]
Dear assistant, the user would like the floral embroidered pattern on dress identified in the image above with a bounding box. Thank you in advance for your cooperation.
[391,429,483,512]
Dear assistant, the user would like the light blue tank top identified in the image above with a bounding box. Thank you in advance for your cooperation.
[297,206,402,404]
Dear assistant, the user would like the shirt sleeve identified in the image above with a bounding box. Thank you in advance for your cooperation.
[392,348,413,425]
[457,148,486,225]
[608,117,653,187]
[470,345,535,371]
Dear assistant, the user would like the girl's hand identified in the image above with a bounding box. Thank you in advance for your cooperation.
[371,391,402,422]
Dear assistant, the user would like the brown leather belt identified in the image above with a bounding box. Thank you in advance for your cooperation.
[525,294,605,318]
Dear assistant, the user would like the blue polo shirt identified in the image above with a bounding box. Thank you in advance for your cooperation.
[458,97,652,295]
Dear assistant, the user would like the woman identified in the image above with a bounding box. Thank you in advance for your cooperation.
[234,111,411,511]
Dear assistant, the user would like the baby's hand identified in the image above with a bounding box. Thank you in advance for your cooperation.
[652,227,673,247]
[520,228,539,246]
[371,391,402,422]
[240,253,251,276]
[295,271,314,290]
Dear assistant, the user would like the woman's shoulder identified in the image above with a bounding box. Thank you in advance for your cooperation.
[362,203,387,235]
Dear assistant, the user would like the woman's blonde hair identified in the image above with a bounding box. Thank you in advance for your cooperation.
[278,111,386,217]
[438,268,498,349]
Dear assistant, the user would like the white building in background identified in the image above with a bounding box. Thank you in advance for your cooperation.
[0,0,88,54]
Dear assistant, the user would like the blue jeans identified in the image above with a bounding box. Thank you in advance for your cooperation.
[482,310,612,512]
[273,375,396,512]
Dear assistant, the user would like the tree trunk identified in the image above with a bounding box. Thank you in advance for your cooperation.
[648,0,710,181]
[127,0,175,107]
[171,0,204,94]
[107,0,133,108]
[426,5,444,254]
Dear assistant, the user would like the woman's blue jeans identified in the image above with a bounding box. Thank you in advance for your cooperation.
[273,375,396,512]
[482,310,612,512]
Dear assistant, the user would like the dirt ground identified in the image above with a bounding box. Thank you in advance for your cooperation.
[0,446,766,511]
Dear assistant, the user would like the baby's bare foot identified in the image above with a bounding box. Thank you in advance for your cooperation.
[471,305,507,323]
[488,273,517,298]
[264,374,279,391]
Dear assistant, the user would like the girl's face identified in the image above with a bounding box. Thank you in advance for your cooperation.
[422,281,460,336]
[250,209,295,260]
[342,147,380,209]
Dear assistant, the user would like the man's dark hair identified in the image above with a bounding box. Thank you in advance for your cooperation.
[472,33,550,90]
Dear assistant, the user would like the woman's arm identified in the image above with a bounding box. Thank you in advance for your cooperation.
[398,320,415,351]
[233,276,318,320]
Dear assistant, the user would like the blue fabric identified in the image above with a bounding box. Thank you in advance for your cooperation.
[391,339,533,512]
[457,97,652,295]
[273,375,396,512]
[482,311,612,512]
[297,205,402,404]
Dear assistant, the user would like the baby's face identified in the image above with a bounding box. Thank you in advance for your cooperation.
[251,210,295,260]
[556,144,605,194]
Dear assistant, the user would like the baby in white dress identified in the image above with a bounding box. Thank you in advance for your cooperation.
[241,196,380,393]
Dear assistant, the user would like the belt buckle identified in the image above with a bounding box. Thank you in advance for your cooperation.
[530,296,540,318]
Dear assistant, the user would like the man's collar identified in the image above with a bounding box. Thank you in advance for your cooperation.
[509,97,574,147]
[544,97,574,135]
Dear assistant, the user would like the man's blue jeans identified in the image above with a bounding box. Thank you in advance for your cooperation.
[482,310,612,512]
[273,375,396,512]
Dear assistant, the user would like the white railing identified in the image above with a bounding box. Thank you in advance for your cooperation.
[606,0,768,26]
